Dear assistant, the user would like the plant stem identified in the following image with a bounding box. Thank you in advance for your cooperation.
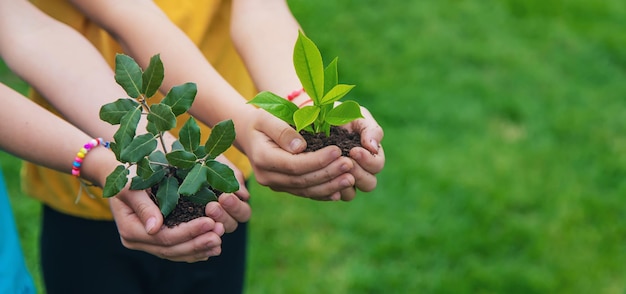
[158,132,168,154]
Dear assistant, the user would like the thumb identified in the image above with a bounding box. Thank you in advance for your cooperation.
[119,190,164,235]
[255,110,306,154]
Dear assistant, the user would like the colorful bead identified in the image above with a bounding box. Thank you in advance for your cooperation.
[287,88,305,101]
[71,137,110,178]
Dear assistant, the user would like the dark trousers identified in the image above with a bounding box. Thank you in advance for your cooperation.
[41,205,247,294]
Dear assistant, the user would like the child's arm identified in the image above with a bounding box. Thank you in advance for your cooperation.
[0,83,229,262]
[0,0,250,262]
[67,0,359,200]
[232,0,385,200]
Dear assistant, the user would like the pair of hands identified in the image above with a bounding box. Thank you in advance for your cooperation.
[245,107,385,201]
[109,107,384,262]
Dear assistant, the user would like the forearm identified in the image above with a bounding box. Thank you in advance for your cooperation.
[0,0,123,140]
[0,84,117,186]
[231,0,304,102]
[68,0,258,150]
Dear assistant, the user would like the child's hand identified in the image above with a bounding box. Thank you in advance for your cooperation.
[242,109,356,201]
[204,154,251,233]
[339,106,385,201]
[109,189,225,262]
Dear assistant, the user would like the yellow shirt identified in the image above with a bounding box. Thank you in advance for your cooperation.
[25,0,254,220]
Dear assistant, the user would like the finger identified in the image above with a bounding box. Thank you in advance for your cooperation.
[114,189,164,235]
[124,230,223,262]
[339,186,357,201]
[256,155,353,189]
[254,109,306,154]
[216,155,250,201]
[219,193,251,224]
[348,107,384,154]
[270,172,356,199]
[347,158,377,192]
[205,194,251,233]
[253,145,343,187]
[233,171,250,201]
[120,214,217,247]
[309,192,340,201]
[349,146,385,175]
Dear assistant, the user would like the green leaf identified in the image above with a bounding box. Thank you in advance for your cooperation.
[161,82,197,116]
[179,117,201,152]
[325,101,364,126]
[147,103,176,132]
[166,150,197,169]
[136,157,154,179]
[320,84,355,105]
[194,146,207,158]
[114,54,143,98]
[294,31,324,104]
[171,140,184,151]
[136,150,166,180]
[146,120,159,135]
[204,119,235,159]
[141,54,164,98]
[156,176,180,217]
[175,167,190,179]
[113,105,142,154]
[248,91,298,125]
[130,169,166,190]
[149,150,168,165]
[109,142,121,161]
[294,105,320,132]
[186,187,218,205]
[179,164,208,196]
[99,99,139,125]
[102,165,129,198]
[120,133,158,163]
[205,160,239,193]
[324,57,339,95]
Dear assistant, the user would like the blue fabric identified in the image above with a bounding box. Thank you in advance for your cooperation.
[0,170,36,294]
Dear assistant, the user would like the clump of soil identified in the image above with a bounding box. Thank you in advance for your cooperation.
[300,126,362,156]
[148,182,222,228]
[163,197,206,227]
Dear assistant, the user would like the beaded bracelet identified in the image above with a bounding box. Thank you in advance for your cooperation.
[71,138,110,177]
[287,88,305,101]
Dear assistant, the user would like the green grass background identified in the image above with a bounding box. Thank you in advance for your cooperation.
[2,0,626,293]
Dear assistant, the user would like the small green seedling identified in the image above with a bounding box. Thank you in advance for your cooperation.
[249,31,363,137]
[99,54,239,217]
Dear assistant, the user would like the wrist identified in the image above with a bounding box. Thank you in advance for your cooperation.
[80,146,119,188]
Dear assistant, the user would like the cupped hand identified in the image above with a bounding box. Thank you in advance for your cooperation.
[205,193,251,233]
[241,109,356,200]
[204,155,252,233]
[337,106,385,200]
[109,188,225,263]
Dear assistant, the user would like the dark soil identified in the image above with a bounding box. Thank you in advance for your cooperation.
[148,184,222,228]
[163,197,206,227]
[300,126,363,156]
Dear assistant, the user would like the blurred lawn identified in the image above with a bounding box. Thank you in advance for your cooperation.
[2,0,626,293]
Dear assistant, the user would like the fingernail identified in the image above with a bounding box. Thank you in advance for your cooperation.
[331,193,340,201]
[340,163,351,172]
[370,139,379,151]
[290,138,304,152]
[340,179,352,188]
[145,217,156,233]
